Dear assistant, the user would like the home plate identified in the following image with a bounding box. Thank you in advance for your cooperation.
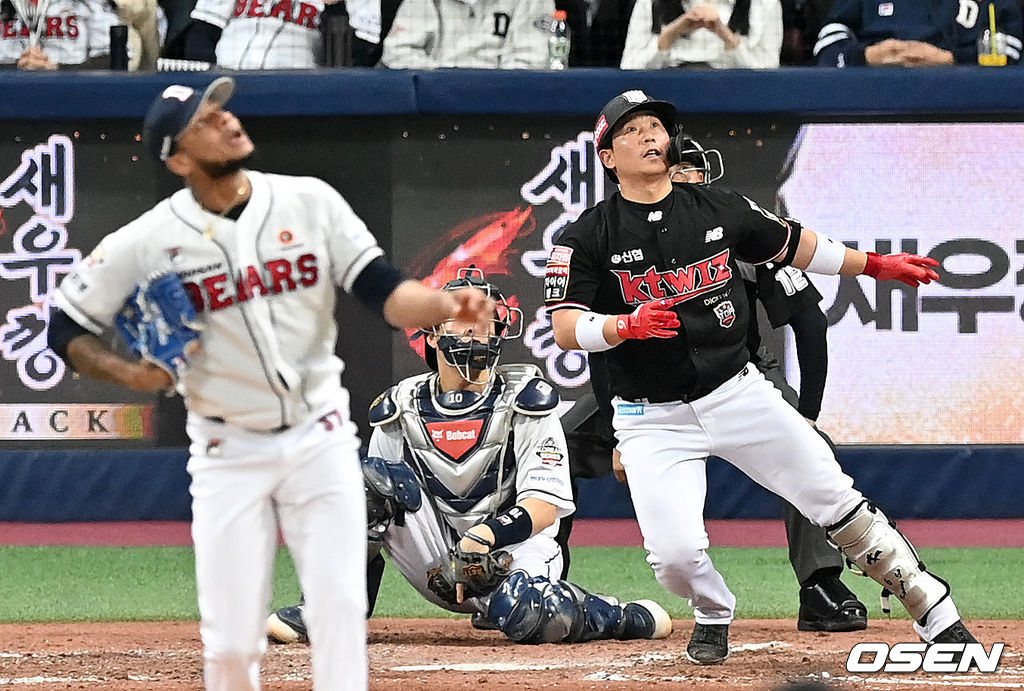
[392,662,565,672]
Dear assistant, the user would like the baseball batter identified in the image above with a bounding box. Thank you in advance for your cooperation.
[544,89,977,665]
[46,77,490,691]
[267,272,672,646]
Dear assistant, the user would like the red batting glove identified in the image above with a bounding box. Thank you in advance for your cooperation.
[862,252,940,287]
[616,298,682,339]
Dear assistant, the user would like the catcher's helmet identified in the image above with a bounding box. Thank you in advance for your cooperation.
[423,268,523,381]
[594,90,677,183]
[667,132,724,185]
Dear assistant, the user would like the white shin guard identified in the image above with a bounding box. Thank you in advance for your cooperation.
[827,502,950,624]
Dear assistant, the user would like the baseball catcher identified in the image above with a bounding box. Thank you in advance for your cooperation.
[268,270,672,645]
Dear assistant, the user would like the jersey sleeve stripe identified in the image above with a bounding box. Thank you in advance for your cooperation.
[544,301,591,313]
[339,245,386,293]
[748,222,792,266]
[53,291,107,336]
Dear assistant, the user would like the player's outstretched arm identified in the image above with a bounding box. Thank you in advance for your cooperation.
[65,334,174,393]
[789,228,939,287]
[382,279,492,330]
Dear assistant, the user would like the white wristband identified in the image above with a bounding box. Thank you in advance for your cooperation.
[805,232,848,275]
[574,312,615,352]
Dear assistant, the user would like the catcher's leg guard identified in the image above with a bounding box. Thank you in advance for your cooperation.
[486,572,671,644]
[827,501,950,624]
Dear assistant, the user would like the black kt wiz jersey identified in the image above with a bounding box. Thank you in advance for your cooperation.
[545,183,802,403]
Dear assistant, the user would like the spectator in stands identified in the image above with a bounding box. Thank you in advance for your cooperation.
[381,0,554,69]
[115,0,161,69]
[814,0,1022,66]
[780,0,833,64]
[345,0,401,65]
[620,0,783,69]
[556,0,636,66]
[0,0,122,69]
[183,0,341,68]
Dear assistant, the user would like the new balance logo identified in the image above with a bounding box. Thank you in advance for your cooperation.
[647,211,663,222]
[704,226,724,242]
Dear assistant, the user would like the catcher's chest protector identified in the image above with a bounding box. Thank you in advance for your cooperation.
[394,365,540,535]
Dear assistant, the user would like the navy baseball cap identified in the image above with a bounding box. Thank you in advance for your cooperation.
[594,90,677,152]
[143,77,236,161]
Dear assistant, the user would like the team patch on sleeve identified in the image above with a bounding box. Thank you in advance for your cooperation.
[535,437,565,467]
[544,245,573,303]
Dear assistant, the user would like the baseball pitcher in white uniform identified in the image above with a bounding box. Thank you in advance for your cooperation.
[266,271,672,646]
[47,77,492,691]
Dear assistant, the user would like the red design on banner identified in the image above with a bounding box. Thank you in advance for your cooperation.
[426,418,485,460]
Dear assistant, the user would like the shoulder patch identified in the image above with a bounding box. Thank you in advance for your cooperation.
[368,386,400,426]
[513,377,559,416]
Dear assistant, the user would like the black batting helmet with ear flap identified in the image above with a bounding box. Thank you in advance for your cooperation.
[594,90,677,183]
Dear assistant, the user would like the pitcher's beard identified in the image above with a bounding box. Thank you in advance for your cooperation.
[200,151,254,179]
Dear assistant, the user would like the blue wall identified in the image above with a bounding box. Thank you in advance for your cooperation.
[5,66,1024,120]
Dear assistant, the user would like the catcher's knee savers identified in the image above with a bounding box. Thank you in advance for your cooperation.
[486,571,626,644]
[827,501,950,623]
[361,456,422,542]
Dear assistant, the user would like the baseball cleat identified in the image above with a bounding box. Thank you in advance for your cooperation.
[686,622,729,665]
[267,605,308,644]
[932,619,978,645]
[797,575,868,632]
[470,611,500,631]
[619,599,673,640]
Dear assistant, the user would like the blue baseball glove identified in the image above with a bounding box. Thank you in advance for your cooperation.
[115,272,201,388]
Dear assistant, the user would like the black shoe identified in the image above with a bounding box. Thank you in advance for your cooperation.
[798,576,868,632]
[267,604,308,644]
[686,622,729,665]
[931,620,979,668]
[618,600,673,640]
[932,620,978,644]
[470,611,500,631]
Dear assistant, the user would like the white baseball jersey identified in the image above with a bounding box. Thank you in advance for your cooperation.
[620,0,782,69]
[190,0,324,69]
[367,364,574,611]
[55,170,383,431]
[0,0,119,65]
[381,0,554,69]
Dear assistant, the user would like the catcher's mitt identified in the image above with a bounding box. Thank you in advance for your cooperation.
[427,543,513,604]
[115,271,201,387]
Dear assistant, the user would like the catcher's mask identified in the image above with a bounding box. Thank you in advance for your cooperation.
[422,268,523,383]
[668,132,724,185]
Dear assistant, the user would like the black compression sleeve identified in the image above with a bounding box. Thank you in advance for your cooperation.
[789,306,828,420]
[351,256,407,316]
[47,307,91,363]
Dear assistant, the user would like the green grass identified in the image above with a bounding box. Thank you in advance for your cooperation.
[0,546,1020,623]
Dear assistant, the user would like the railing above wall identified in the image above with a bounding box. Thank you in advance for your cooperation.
[4,67,1024,120]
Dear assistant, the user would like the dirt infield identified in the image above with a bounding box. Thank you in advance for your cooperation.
[1,619,1021,690]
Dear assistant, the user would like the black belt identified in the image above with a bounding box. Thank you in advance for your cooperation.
[204,416,291,433]
[625,365,750,405]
